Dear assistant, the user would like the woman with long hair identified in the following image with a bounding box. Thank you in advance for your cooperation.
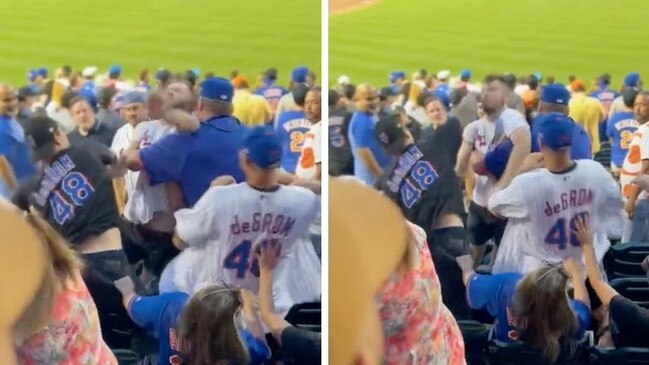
[115,280,269,365]
[13,213,117,364]
[457,254,591,364]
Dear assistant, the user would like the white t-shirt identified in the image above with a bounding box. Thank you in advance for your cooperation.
[462,108,529,207]
[295,122,321,180]
[621,122,649,200]
[489,159,624,274]
[295,122,322,235]
[164,183,320,312]
[112,120,174,225]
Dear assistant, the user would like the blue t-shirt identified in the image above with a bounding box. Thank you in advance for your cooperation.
[0,116,35,182]
[433,84,451,110]
[530,115,591,159]
[348,111,391,185]
[606,111,637,167]
[467,273,590,342]
[139,116,246,207]
[128,292,270,365]
[274,110,310,173]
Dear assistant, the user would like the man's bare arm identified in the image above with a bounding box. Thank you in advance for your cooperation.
[357,148,383,178]
[455,141,473,177]
[495,127,531,190]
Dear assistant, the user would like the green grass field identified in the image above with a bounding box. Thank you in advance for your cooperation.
[0,0,320,87]
[330,0,649,88]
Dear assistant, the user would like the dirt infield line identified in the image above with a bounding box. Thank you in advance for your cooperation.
[329,0,379,15]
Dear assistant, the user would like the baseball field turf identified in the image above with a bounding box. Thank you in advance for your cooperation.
[0,0,320,87]
[330,0,649,88]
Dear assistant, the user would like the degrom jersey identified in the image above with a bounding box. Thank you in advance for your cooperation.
[166,183,320,309]
[31,146,120,245]
[489,160,624,274]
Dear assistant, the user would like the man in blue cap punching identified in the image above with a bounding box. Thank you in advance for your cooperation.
[126,77,246,207]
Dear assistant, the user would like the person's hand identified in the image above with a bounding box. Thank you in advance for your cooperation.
[563,258,584,282]
[257,241,282,274]
[625,200,636,219]
[456,254,474,272]
[518,152,545,174]
[210,175,236,187]
[114,276,136,296]
[571,215,593,248]
[164,109,199,133]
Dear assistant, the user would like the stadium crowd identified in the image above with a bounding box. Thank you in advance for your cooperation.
[330,69,649,364]
[0,64,322,364]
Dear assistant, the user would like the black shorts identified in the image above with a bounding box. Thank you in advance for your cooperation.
[82,249,136,349]
[427,227,471,320]
[467,201,507,247]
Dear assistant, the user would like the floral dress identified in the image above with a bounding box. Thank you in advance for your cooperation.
[379,222,466,365]
[15,276,117,365]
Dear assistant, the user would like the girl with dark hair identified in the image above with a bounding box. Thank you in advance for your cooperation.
[457,253,591,364]
[115,280,270,365]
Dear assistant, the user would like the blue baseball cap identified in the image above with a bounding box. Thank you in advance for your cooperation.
[624,72,640,88]
[37,67,48,78]
[532,72,543,82]
[291,66,309,83]
[484,138,513,179]
[540,83,570,105]
[537,113,574,150]
[108,64,121,76]
[200,77,233,102]
[460,69,471,79]
[243,126,282,169]
[122,91,146,105]
[389,71,405,83]
[27,69,37,82]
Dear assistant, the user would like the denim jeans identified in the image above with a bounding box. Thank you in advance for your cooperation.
[630,200,649,242]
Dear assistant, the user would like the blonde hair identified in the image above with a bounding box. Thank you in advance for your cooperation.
[408,83,422,105]
[13,214,84,341]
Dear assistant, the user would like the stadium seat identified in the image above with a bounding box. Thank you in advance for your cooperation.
[112,349,139,365]
[594,141,611,169]
[610,277,649,309]
[590,346,649,364]
[284,301,321,332]
[488,329,590,365]
[458,320,490,365]
[604,242,649,279]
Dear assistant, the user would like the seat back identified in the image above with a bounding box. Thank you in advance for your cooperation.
[458,320,490,365]
[610,278,649,309]
[112,349,139,365]
[605,242,649,279]
[590,346,649,364]
[489,329,589,365]
[284,301,321,332]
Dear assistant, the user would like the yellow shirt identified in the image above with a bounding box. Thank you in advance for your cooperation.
[569,93,605,154]
[232,89,272,126]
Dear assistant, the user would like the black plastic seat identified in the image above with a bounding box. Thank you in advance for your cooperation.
[284,301,321,332]
[590,346,649,364]
[458,320,490,365]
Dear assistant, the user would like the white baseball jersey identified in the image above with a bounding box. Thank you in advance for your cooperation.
[463,108,529,207]
[165,183,320,311]
[295,121,321,180]
[489,159,624,274]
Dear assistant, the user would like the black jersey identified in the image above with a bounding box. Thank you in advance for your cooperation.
[381,140,464,233]
[31,145,119,245]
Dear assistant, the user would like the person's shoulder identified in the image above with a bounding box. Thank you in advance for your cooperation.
[281,184,318,199]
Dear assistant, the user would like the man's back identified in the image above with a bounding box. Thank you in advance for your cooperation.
[0,116,35,182]
[606,111,638,169]
[171,183,319,294]
[569,95,606,154]
[139,116,246,207]
[275,110,309,173]
[32,146,119,245]
[490,160,622,273]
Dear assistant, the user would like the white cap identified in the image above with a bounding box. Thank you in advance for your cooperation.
[82,66,98,78]
[337,75,350,85]
[437,70,450,80]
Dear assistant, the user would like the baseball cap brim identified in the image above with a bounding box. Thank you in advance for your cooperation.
[330,178,408,365]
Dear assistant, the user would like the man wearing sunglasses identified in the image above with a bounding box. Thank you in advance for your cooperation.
[0,84,36,197]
